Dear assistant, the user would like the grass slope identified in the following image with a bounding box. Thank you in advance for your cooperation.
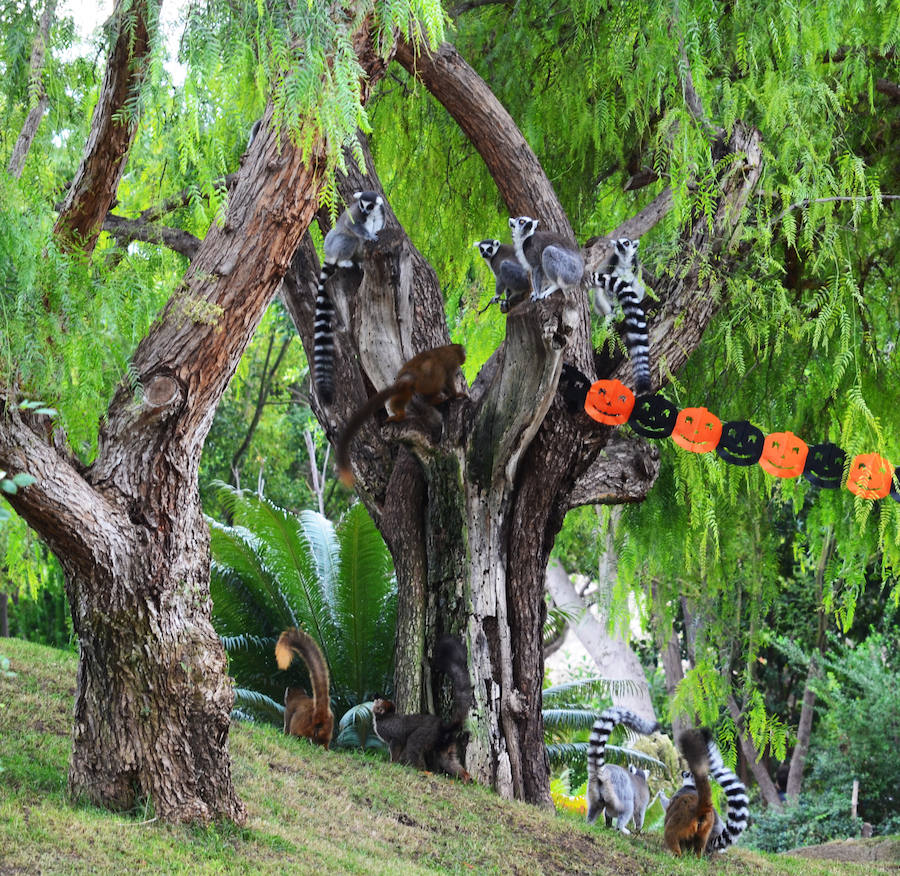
[0,638,893,876]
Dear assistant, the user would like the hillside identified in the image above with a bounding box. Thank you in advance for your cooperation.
[0,638,895,875]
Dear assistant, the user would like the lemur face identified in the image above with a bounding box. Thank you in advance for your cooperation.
[353,191,383,215]
[614,237,639,263]
[477,239,501,259]
[509,216,539,239]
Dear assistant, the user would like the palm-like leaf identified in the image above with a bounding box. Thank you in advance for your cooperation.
[208,487,397,743]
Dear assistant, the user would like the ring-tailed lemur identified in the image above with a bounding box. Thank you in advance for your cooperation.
[474,239,532,312]
[586,707,659,833]
[589,239,651,395]
[663,739,749,853]
[313,191,386,405]
[508,216,585,301]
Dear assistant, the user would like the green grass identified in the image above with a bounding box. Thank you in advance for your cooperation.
[1,637,896,875]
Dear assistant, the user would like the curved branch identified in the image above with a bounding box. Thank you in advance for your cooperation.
[0,402,132,579]
[394,39,571,237]
[54,0,158,253]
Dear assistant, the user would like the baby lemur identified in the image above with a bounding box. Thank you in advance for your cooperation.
[336,343,466,485]
[372,636,472,781]
[664,728,717,857]
[586,706,659,833]
[275,628,335,749]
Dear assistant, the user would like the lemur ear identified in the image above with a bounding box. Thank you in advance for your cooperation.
[375,196,383,205]
[352,191,362,200]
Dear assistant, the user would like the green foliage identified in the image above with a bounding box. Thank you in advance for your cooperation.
[208,485,396,741]
[807,632,900,826]
[742,797,863,853]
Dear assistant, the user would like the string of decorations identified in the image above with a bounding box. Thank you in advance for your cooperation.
[558,365,900,503]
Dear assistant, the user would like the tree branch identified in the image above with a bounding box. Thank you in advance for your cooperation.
[0,401,132,579]
[7,0,57,178]
[393,40,572,238]
[102,213,201,259]
[54,0,158,253]
[875,78,900,103]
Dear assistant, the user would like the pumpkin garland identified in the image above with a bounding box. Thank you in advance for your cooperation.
[558,369,899,503]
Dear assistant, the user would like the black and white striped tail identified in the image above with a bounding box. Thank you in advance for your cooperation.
[705,735,750,851]
[314,263,337,405]
[586,707,659,781]
[594,273,652,395]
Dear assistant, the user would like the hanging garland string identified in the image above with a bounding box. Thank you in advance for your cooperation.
[558,365,899,503]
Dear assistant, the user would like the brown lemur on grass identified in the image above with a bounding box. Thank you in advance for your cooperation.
[275,628,335,749]
[335,343,467,486]
[664,728,717,857]
[372,636,473,782]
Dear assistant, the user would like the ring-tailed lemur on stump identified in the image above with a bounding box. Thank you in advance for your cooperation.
[474,239,532,312]
[508,216,585,301]
[586,706,659,833]
[662,737,750,853]
[313,191,386,405]
[589,237,652,395]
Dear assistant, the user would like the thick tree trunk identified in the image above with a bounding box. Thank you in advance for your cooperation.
[0,12,391,823]
[280,34,762,803]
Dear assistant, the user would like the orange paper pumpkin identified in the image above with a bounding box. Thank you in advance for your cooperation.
[759,431,809,478]
[846,453,893,499]
[671,407,722,453]
[584,380,635,425]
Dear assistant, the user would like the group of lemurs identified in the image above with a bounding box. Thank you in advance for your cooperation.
[272,192,746,854]
[586,706,750,856]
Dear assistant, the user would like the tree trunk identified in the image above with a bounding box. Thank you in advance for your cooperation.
[0,591,8,638]
[726,695,783,808]
[786,653,819,802]
[650,580,688,742]
[281,39,762,803]
[0,12,391,823]
[545,559,656,722]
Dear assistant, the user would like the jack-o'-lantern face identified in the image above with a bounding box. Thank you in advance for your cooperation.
[803,443,846,490]
[627,395,678,439]
[584,379,635,425]
[846,452,893,499]
[716,420,764,466]
[559,363,591,413]
[671,407,722,453]
[759,431,809,478]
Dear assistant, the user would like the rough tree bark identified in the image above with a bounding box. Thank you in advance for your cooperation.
[280,40,762,803]
[0,12,391,822]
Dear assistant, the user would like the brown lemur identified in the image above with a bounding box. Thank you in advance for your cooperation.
[275,628,335,749]
[664,728,717,857]
[372,636,473,782]
[335,343,467,486]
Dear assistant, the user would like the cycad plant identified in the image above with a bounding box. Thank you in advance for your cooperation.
[543,677,666,793]
[208,483,396,747]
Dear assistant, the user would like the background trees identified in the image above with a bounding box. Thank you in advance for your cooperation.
[0,0,897,823]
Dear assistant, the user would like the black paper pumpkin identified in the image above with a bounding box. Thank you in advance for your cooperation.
[628,395,678,439]
[891,466,900,504]
[716,420,764,466]
[558,364,591,413]
[803,443,846,489]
